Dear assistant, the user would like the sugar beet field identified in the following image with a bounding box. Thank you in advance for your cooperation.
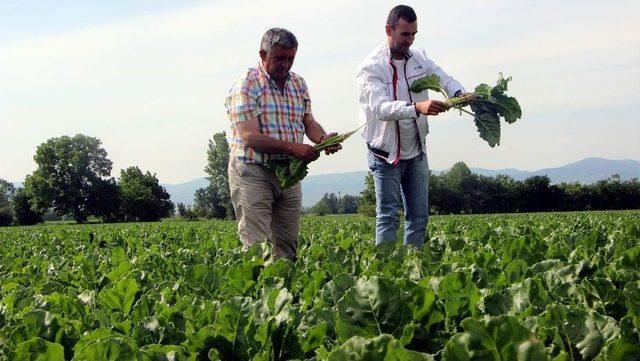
[1,211,639,360]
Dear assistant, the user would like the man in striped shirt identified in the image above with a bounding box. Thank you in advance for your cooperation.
[225,28,340,260]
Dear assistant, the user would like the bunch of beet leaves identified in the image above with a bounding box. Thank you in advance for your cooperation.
[267,126,362,189]
[410,73,522,147]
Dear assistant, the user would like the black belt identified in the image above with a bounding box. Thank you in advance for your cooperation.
[367,144,390,159]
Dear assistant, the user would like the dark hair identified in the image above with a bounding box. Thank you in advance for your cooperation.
[260,28,298,53]
[386,5,417,29]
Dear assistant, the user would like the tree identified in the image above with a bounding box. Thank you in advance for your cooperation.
[338,194,359,214]
[24,134,115,223]
[177,203,187,217]
[310,197,332,216]
[194,132,233,219]
[13,188,43,225]
[88,179,122,222]
[176,202,198,220]
[193,186,226,219]
[519,175,559,212]
[118,166,174,222]
[0,179,16,226]
[358,172,376,216]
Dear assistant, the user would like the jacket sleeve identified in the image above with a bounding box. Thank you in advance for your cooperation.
[422,50,465,97]
[356,62,417,122]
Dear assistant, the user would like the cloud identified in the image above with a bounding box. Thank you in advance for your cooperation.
[1,0,639,182]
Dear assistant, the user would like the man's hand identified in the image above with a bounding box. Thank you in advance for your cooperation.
[319,132,342,155]
[291,143,320,162]
[415,100,449,116]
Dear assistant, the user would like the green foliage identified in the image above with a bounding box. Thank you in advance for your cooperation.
[470,74,522,147]
[326,334,434,360]
[195,131,233,219]
[429,164,640,214]
[0,211,639,359]
[0,178,17,226]
[176,202,198,221]
[267,126,362,189]
[310,193,359,215]
[13,188,43,225]
[24,134,114,223]
[443,315,548,360]
[358,172,376,217]
[118,166,173,222]
[409,74,446,97]
[410,73,522,147]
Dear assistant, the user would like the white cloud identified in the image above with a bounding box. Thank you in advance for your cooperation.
[1,0,639,183]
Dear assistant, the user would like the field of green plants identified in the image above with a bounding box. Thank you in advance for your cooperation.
[1,211,639,360]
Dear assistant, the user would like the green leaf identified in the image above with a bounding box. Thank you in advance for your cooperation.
[537,304,620,360]
[623,281,640,328]
[319,273,356,307]
[209,297,253,360]
[335,277,411,342]
[73,329,142,361]
[140,344,192,361]
[410,74,445,96]
[297,308,332,353]
[408,283,441,326]
[493,94,522,124]
[325,334,434,361]
[265,125,363,189]
[11,337,65,361]
[491,72,511,96]
[471,105,501,147]
[8,310,63,348]
[443,315,549,361]
[469,74,522,147]
[184,264,220,297]
[98,278,140,315]
[437,271,481,321]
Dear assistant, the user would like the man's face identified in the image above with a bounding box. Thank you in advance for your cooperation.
[260,46,297,82]
[386,18,418,55]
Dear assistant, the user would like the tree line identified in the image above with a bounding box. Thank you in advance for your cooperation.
[2,132,637,226]
[311,161,640,216]
[0,134,173,226]
[182,127,640,217]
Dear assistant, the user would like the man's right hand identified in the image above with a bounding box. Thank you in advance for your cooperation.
[415,100,449,116]
[291,143,320,162]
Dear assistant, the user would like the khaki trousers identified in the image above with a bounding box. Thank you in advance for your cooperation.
[228,157,302,259]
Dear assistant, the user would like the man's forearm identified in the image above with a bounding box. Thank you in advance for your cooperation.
[302,114,327,143]
[242,132,296,155]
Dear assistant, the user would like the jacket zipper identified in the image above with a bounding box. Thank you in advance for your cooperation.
[389,60,401,165]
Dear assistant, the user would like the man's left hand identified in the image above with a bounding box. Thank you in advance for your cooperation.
[320,132,342,155]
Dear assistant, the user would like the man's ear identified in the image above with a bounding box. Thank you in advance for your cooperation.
[385,24,392,36]
[259,49,267,61]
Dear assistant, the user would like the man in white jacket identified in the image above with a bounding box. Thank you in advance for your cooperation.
[357,5,471,247]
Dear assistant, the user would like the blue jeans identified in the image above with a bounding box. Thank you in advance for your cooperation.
[367,151,429,248]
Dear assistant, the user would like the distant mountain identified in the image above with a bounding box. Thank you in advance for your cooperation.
[161,178,208,206]
[470,158,640,183]
[301,171,368,207]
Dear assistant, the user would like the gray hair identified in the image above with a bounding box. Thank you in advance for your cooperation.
[260,28,298,53]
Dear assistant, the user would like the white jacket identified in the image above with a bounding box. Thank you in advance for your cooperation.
[356,43,465,164]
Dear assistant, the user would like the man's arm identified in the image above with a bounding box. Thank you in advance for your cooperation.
[357,62,447,119]
[236,116,319,162]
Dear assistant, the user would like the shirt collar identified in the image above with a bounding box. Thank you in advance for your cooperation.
[258,61,291,84]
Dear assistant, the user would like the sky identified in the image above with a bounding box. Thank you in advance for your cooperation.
[1,0,639,184]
